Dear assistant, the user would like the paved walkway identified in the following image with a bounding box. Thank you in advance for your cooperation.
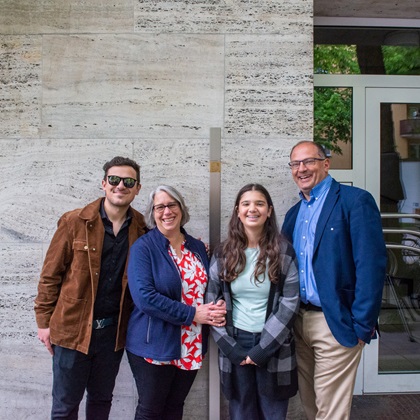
[350,394,420,419]
[286,393,420,420]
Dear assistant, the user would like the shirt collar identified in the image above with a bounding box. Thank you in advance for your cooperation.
[299,174,332,203]
[100,198,132,223]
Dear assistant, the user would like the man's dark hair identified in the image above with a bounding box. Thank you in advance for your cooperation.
[103,156,141,182]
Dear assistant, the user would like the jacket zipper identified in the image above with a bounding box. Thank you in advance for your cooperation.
[146,316,152,343]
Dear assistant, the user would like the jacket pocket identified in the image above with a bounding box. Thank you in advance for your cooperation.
[72,240,90,273]
[339,288,355,308]
[50,293,87,336]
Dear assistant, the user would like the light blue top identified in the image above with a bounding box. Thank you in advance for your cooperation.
[293,175,332,306]
[231,248,270,333]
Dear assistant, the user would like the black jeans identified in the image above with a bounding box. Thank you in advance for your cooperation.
[127,351,198,420]
[51,325,124,420]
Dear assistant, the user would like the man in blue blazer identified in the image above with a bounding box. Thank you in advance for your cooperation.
[282,141,387,420]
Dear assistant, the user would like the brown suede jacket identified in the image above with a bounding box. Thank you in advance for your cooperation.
[34,198,147,354]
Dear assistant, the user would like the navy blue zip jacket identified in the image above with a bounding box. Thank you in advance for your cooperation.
[126,227,209,360]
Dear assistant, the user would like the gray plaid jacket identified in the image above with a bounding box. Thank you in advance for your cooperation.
[205,240,300,400]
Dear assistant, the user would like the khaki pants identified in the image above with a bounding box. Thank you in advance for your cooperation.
[294,309,364,420]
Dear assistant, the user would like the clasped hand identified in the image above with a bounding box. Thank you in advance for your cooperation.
[194,300,227,327]
[240,356,256,366]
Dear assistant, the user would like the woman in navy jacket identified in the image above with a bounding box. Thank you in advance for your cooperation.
[126,185,226,420]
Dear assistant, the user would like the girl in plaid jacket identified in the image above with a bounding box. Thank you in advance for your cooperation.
[206,184,300,420]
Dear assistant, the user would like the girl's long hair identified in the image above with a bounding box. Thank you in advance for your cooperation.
[221,183,282,284]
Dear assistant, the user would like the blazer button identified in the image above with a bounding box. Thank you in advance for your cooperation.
[84,245,88,250]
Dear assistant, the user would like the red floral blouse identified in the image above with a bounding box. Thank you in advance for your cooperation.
[145,242,207,370]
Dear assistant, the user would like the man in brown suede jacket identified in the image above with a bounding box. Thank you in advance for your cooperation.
[34,156,147,420]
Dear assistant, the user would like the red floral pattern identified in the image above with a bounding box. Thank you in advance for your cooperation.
[145,242,207,370]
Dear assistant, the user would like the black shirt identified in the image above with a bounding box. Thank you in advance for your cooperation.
[93,199,132,320]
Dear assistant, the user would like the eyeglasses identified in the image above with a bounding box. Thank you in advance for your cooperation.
[288,158,326,169]
[153,202,179,213]
[107,175,138,188]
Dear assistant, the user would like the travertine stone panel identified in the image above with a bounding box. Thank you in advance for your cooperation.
[0,242,136,418]
[0,138,135,243]
[220,137,300,239]
[0,243,42,346]
[41,34,224,139]
[134,138,210,241]
[0,342,53,419]
[225,33,313,139]
[315,0,420,19]
[0,36,42,138]
[0,0,133,34]
[135,0,312,33]
[1,1,315,418]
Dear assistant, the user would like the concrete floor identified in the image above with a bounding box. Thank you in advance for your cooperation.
[1,340,419,420]
[1,349,419,420]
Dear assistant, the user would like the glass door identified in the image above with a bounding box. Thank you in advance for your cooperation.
[314,75,420,393]
[364,86,420,393]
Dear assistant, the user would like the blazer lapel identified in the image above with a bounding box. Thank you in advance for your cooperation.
[313,180,340,253]
[283,201,301,240]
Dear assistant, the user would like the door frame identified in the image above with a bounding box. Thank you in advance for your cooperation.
[314,74,420,394]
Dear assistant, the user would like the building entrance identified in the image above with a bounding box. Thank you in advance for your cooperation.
[315,74,420,393]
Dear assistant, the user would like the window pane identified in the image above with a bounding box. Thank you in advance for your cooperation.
[380,102,420,374]
[314,87,353,169]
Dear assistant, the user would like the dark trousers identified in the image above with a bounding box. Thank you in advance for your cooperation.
[127,351,198,420]
[229,328,289,420]
[51,325,124,420]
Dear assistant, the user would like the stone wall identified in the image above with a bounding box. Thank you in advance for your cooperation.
[0,1,312,418]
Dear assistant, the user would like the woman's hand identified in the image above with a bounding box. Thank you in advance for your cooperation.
[194,301,226,327]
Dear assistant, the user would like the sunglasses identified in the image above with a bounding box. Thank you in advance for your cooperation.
[107,175,138,188]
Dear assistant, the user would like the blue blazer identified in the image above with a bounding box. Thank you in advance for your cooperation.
[282,179,387,347]
[126,227,209,360]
